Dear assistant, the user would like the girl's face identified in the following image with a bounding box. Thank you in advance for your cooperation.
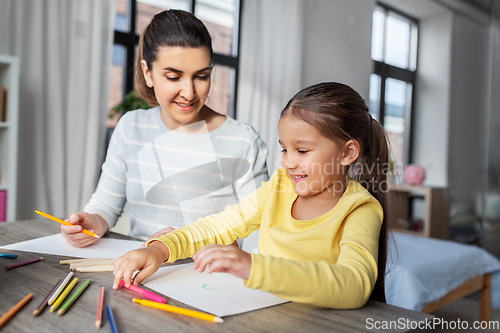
[278,115,348,198]
[142,46,212,129]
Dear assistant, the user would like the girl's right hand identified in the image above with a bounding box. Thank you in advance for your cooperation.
[112,241,170,289]
[61,212,108,248]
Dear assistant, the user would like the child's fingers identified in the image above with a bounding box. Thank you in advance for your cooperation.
[132,265,156,286]
[112,258,126,289]
[193,245,230,272]
[203,257,232,274]
[121,264,138,288]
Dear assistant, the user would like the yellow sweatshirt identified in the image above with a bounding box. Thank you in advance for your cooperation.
[152,168,383,309]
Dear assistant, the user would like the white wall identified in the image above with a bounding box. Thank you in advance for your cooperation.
[412,12,453,187]
[301,0,375,100]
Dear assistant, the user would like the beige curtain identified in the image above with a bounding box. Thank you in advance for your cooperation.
[0,0,115,219]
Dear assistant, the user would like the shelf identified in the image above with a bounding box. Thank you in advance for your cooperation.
[387,185,449,239]
[0,54,19,221]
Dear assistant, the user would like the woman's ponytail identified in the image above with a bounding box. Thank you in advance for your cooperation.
[135,30,159,107]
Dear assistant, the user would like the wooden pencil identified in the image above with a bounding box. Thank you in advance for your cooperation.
[0,253,17,258]
[50,277,78,312]
[33,279,62,316]
[58,279,91,316]
[60,258,113,265]
[0,294,33,329]
[70,260,115,270]
[95,287,105,329]
[76,265,115,273]
[48,272,74,305]
[6,257,43,270]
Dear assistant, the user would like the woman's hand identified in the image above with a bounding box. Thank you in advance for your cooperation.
[192,244,252,280]
[112,241,170,289]
[140,227,175,248]
[61,212,109,248]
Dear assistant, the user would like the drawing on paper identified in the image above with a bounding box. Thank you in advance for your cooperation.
[202,283,224,291]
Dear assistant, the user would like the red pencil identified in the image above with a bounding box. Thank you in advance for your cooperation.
[95,287,105,329]
[6,257,43,270]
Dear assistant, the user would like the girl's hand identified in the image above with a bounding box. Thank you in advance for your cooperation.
[112,241,170,289]
[192,244,252,280]
[140,227,175,248]
[61,212,108,248]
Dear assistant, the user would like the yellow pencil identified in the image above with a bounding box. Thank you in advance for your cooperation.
[132,298,223,323]
[35,210,99,238]
[50,277,78,312]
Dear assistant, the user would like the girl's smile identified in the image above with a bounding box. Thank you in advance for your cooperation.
[278,115,348,199]
[290,174,307,183]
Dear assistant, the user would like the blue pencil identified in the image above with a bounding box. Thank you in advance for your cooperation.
[0,253,17,259]
[106,305,119,333]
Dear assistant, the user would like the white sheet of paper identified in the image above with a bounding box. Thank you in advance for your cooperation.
[2,234,289,316]
[0,234,142,259]
[143,264,289,317]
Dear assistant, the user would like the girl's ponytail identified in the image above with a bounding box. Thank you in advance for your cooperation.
[360,117,390,303]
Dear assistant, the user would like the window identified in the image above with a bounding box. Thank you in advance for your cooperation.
[369,4,418,165]
[108,0,241,128]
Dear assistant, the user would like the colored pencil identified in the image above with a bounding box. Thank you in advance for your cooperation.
[106,305,119,333]
[48,272,74,305]
[132,298,224,323]
[35,210,99,238]
[95,287,105,329]
[70,260,114,270]
[60,258,113,265]
[0,293,33,329]
[58,279,91,316]
[5,257,43,270]
[0,253,17,258]
[76,265,114,272]
[120,280,166,303]
[50,277,78,312]
[33,279,63,316]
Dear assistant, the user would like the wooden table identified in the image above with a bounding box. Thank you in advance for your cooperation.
[0,219,434,332]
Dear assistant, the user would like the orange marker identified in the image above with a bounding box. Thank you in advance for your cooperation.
[35,210,99,238]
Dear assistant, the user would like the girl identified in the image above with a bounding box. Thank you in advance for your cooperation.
[61,9,268,247]
[113,82,389,309]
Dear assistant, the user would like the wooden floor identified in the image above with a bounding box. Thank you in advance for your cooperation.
[432,296,500,332]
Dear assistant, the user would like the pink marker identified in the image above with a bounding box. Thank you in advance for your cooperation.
[119,280,166,303]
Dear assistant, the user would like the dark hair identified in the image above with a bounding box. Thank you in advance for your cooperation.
[281,82,389,303]
[135,9,213,106]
